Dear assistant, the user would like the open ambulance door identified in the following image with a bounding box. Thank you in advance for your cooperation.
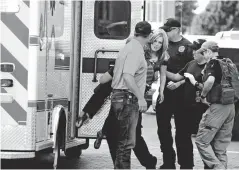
[71,0,145,139]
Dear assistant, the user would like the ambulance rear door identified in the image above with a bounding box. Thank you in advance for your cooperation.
[76,0,144,138]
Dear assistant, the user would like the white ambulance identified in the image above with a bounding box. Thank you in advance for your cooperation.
[0,0,176,168]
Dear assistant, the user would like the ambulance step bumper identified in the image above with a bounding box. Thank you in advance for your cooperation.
[1,151,35,159]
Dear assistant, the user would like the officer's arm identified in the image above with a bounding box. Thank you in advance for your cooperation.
[123,73,144,100]
[166,71,184,81]
[201,76,215,97]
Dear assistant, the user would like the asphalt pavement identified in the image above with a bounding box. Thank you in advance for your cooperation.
[1,113,239,169]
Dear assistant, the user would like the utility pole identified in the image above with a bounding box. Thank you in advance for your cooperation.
[175,0,183,34]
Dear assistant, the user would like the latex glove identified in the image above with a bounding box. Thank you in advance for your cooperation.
[184,73,197,86]
[167,81,181,90]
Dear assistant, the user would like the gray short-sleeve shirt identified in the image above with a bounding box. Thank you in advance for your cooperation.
[111,39,147,95]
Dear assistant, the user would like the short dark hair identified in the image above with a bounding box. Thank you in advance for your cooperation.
[135,21,152,37]
[134,33,149,38]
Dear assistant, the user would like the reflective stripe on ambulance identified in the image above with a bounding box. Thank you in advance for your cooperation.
[0,0,30,125]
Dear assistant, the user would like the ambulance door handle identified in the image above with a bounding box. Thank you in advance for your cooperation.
[93,49,119,82]
[48,94,53,98]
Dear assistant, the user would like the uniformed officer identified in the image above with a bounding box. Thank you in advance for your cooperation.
[156,18,194,169]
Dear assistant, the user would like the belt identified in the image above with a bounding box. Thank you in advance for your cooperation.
[113,89,129,93]
[112,89,136,98]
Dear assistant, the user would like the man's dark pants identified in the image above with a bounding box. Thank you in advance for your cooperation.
[156,87,194,168]
[106,94,155,169]
[105,90,139,169]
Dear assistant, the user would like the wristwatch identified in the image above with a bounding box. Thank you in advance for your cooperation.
[194,81,199,88]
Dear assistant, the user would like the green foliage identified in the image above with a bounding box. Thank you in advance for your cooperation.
[175,0,198,34]
[191,1,239,35]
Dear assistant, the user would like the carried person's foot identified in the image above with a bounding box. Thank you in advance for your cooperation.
[159,163,176,169]
[146,156,157,169]
[94,130,104,149]
[76,113,89,128]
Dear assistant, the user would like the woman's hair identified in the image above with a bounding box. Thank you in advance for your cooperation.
[144,29,169,63]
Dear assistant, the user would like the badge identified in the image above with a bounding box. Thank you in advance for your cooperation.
[178,46,185,52]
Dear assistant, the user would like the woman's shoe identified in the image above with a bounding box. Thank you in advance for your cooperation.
[76,113,89,128]
[94,130,104,149]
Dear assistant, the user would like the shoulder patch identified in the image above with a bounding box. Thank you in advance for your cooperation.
[178,46,185,52]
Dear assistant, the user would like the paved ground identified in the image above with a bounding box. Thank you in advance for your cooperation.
[1,113,239,169]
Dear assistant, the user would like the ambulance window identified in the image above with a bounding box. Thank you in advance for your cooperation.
[94,1,131,40]
[0,0,20,13]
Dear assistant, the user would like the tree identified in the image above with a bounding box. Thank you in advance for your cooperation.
[191,1,239,35]
[175,0,198,34]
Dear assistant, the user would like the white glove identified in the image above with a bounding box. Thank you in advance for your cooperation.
[184,73,197,86]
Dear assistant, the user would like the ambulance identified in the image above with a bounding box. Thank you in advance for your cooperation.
[0,0,175,168]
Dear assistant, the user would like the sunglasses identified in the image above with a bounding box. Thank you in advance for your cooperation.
[165,27,177,32]
[196,49,207,55]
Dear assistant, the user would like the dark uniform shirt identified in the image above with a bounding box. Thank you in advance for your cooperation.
[167,37,193,74]
[179,60,206,105]
[164,37,193,106]
[203,58,222,85]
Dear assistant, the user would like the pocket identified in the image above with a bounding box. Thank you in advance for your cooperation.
[221,88,235,104]
[197,126,217,145]
[111,95,128,120]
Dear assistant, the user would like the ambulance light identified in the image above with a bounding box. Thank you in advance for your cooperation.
[1,79,13,87]
[0,63,14,72]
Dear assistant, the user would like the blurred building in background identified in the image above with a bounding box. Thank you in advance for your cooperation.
[145,0,176,30]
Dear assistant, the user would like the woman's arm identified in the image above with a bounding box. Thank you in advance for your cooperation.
[159,65,167,95]
[99,72,113,84]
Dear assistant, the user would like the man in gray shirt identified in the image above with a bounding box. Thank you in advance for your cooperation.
[108,21,151,169]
